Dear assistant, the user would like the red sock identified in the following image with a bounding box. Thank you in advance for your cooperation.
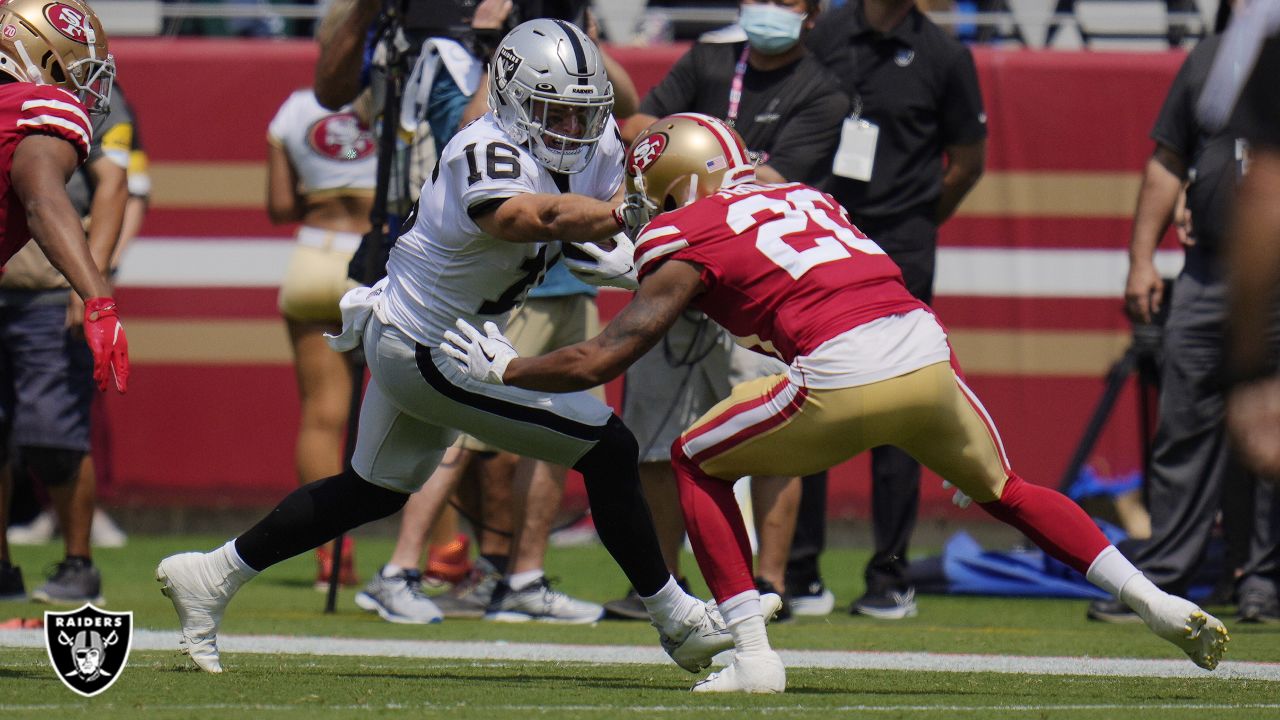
[672,449,756,603]
[979,473,1108,574]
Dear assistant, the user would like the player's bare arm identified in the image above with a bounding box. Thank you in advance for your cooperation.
[504,260,705,392]
[67,150,129,334]
[12,134,111,302]
[474,191,623,244]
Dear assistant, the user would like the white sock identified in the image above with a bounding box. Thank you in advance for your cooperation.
[1085,546,1145,599]
[719,589,763,628]
[382,564,407,579]
[507,569,544,591]
[641,575,700,626]
[720,590,772,656]
[215,540,259,587]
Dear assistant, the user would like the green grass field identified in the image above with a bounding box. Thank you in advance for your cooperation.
[2,534,1279,719]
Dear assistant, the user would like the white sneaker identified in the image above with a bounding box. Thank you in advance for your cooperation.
[484,578,604,624]
[660,594,783,673]
[692,650,786,693]
[355,567,443,624]
[156,553,239,673]
[7,511,55,545]
[789,581,835,617]
[1138,594,1230,670]
[91,509,128,548]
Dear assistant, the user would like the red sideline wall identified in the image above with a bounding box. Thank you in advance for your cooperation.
[99,40,1184,515]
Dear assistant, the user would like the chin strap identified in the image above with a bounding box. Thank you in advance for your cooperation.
[12,40,42,84]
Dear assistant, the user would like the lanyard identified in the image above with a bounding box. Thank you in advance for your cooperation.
[726,45,750,128]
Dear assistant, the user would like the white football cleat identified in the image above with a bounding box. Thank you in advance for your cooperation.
[691,650,786,694]
[1139,594,1230,670]
[156,552,238,673]
[661,593,784,673]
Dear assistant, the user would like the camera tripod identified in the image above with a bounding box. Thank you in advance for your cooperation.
[1057,314,1166,494]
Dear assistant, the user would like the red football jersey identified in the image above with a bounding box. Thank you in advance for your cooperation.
[635,182,927,364]
[0,83,92,266]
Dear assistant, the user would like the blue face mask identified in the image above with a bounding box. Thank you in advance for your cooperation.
[739,3,806,55]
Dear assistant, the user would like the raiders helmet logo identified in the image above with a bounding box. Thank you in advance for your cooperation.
[44,604,132,697]
[494,46,523,92]
[307,112,376,161]
[629,132,668,175]
[43,3,89,44]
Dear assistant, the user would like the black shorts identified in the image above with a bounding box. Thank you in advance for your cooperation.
[0,298,94,451]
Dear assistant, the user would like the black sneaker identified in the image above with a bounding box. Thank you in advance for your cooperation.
[851,587,917,619]
[31,557,103,605]
[754,577,791,622]
[602,577,692,621]
[0,561,25,601]
[1237,577,1280,624]
[1086,597,1142,623]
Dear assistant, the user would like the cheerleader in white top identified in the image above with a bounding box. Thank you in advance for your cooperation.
[266,88,376,588]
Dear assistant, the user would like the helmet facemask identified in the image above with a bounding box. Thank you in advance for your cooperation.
[516,89,612,174]
[67,51,114,114]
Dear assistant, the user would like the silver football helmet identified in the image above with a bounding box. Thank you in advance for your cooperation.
[487,18,614,174]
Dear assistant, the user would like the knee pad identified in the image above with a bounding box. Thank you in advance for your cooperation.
[573,415,639,479]
[16,446,84,487]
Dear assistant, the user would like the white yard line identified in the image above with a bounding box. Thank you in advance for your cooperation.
[2,629,1278,681]
[1,704,1279,714]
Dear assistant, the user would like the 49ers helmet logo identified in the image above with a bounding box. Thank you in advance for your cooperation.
[307,113,376,161]
[43,3,89,44]
[628,132,668,175]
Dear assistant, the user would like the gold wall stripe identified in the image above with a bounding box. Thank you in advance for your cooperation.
[949,330,1130,376]
[956,172,1141,218]
[124,320,1129,377]
[147,164,1143,218]
[150,164,267,208]
[127,320,292,364]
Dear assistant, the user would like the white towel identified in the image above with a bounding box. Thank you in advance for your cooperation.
[325,277,389,352]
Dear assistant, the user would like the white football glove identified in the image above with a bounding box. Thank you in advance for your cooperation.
[440,319,518,385]
[941,480,973,509]
[563,232,640,291]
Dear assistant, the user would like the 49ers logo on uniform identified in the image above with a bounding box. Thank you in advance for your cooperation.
[43,3,89,44]
[307,112,375,161]
[628,132,668,175]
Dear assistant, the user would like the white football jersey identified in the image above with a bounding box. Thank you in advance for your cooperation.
[267,90,377,196]
[380,113,624,348]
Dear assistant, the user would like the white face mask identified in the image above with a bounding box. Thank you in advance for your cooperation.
[739,3,807,55]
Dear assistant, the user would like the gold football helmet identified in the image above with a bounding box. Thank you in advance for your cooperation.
[623,113,757,233]
[0,0,113,113]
